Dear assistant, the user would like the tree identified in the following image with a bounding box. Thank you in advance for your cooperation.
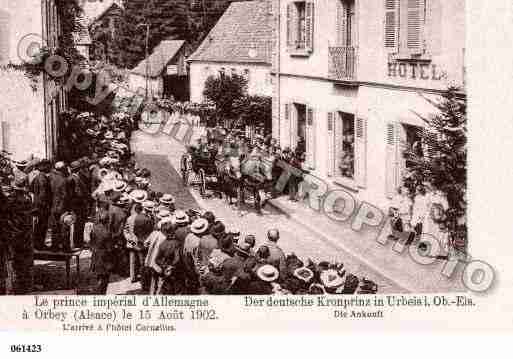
[233,95,272,133]
[113,0,191,69]
[203,72,248,125]
[405,88,467,251]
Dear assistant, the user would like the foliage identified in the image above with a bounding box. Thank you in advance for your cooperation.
[405,88,467,248]
[5,0,84,91]
[110,0,191,69]
[203,73,248,123]
[95,0,253,69]
[233,95,272,132]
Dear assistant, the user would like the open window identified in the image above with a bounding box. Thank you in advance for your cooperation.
[286,1,314,55]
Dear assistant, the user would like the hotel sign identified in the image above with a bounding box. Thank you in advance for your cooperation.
[387,62,445,81]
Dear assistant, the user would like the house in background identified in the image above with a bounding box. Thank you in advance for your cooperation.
[0,0,66,161]
[86,0,124,62]
[188,0,273,103]
[128,39,189,101]
[271,0,466,210]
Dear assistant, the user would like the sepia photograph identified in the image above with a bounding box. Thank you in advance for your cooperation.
[0,0,472,299]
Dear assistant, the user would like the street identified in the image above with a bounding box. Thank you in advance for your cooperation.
[129,130,406,294]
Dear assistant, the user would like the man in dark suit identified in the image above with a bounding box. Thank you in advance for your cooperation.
[69,161,89,248]
[48,162,71,250]
[90,210,115,294]
[31,160,52,250]
[108,192,128,276]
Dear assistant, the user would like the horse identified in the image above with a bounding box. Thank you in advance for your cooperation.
[240,152,275,213]
[216,155,242,205]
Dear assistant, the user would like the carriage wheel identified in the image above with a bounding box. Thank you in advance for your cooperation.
[199,169,207,197]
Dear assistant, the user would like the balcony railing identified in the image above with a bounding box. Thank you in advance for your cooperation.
[328,46,357,82]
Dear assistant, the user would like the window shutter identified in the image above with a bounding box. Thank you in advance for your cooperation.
[305,2,314,52]
[385,122,397,198]
[355,117,367,188]
[290,104,297,149]
[384,0,399,49]
[327,112,335,176]
[407,0,425,52]
[286,3,292,48]
[336,1,347,47]
[284,103,291,148]
[306,107,315,169]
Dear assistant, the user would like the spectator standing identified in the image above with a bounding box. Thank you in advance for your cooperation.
[48,161,71,251]
[154,222,184,294]
[262,229,286,275]
[31,160,52,250]
[89,210,115,294]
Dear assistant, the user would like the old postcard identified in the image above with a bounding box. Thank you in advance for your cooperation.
[0,0,512,351]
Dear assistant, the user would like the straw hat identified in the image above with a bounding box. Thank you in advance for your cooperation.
[256,265,279,282]
[293,267,314,283]
[129,189,148,203]
[190,218,209,235]
[117,194,131,206]
[156,208,172,220]
[319,269,345,289]
[159,193,175,205]
[142,200,156,211]
[111,180,127,192]
[173,210,189,225]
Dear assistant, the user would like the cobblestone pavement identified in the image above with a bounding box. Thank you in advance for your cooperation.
[131,130,406,294]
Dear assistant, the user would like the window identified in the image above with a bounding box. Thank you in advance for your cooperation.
[336,112,355,179]
[286,1,314,54]
[384,0,427,57]
[336,0,356,47]
[297,2,306,49]
[328,112,367,188]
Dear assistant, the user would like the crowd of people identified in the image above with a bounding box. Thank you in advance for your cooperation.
[0,110,380,296]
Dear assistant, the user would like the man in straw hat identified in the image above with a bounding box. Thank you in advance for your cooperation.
[172,210,190,242]
[247,264,278,295]
[159,193,175,212]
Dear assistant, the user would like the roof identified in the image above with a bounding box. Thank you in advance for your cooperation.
[82,0,123,25]
[188,1,272,64]
[131,40,186,78]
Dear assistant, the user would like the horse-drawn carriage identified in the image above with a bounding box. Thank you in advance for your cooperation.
[180,138,276,213]
[180,147,220,197]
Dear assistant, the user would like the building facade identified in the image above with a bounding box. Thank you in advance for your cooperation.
[271,0,465,209]
[128,40,189,101]
[0,0,65,161]
[188,0,273,103]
